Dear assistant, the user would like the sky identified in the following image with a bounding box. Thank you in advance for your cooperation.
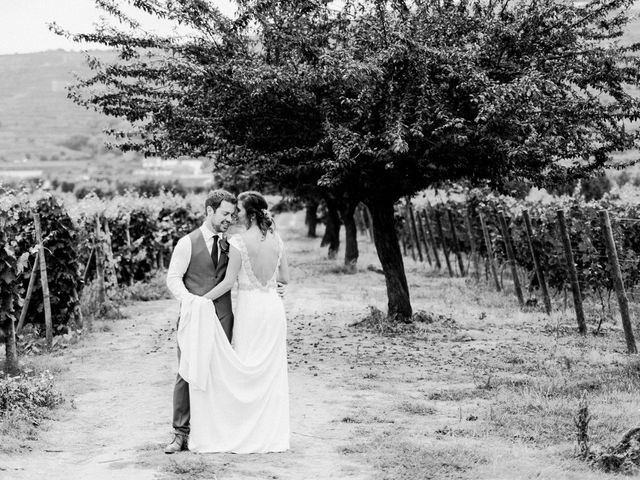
[1,1,639,56]
[0,0,235,55]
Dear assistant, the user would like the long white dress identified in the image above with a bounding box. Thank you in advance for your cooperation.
[177,234,290,453]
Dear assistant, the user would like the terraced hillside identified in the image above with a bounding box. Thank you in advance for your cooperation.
[0,50,119,163]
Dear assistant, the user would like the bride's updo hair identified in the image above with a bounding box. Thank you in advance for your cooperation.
[238,191,274,236]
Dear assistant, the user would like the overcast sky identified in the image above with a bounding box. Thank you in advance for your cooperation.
[0,0,235,55]
[1,1,638,56]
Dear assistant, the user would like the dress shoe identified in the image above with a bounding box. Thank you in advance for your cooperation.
[164,434,188,454]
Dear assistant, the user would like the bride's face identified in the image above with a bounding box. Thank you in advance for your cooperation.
[237,202,247,224]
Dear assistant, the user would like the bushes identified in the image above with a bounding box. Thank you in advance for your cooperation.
[0,371,63,416]
[1,191,206,343]
[16,196,82,335]
[70,178,195,199]
[73,180,115,199]
[0,194,28,374]
[414,188,640,301]
[58,134,90,151]
[0,370,63,451]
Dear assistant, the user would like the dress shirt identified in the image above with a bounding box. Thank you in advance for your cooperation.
[166,223,220,302]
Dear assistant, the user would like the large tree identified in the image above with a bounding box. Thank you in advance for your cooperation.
[58,0,640,320]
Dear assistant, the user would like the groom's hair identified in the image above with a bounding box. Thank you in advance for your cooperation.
[205,189,237,213]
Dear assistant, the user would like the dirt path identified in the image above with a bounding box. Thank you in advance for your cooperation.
[2,218,383,480]
[3,298,383,479]
[4,213,634,479]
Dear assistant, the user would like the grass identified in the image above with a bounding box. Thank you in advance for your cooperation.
[122,271,172,302]
[365,432,489,480]
[427,388,486,402]
[0,409,41,452]
[396,400,436,416]
[0,368,64,453]
[162,457,221,479]
[80,279,126,323]
[326,237,640,478]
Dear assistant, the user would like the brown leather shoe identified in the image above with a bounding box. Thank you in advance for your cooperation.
[164,434,188,454]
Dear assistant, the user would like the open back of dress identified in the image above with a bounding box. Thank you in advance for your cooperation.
[232,233,283,290]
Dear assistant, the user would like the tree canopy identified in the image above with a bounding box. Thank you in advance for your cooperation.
[57,0,640,319]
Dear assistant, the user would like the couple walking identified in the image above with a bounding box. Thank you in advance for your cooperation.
[165,190,290,454]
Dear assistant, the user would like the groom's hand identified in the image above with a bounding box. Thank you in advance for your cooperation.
[276,282,286,298]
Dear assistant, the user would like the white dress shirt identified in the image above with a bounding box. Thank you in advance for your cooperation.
[166,223,221,302]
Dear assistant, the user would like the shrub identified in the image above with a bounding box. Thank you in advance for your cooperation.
[0,371,63,417]
[16,196,82,335]
[58,134,90,152]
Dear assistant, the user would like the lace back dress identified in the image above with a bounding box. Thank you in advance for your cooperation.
[180,232,289,453]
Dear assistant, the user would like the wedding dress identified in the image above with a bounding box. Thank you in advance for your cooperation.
[177,233,290,453]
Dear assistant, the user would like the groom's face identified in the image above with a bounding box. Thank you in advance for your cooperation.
[207,200,236,233]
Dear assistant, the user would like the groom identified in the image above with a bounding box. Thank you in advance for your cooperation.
[164,189,237,453]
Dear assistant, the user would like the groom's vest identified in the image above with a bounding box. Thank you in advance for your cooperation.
[183,228,234,341]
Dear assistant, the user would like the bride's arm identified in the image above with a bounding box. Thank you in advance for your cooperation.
[276,249,290,285]
[202,246,242,301]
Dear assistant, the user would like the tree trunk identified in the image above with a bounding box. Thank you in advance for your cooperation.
[5,318,19,375]
[340,198,359,273]
[321,197,341,259]
[367,198,412,320]
[305,199,319,238]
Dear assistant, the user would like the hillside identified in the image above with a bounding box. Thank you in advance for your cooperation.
[0,9,639,172]
[0,50,123,164]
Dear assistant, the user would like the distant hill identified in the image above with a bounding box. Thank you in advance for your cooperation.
[0,10,639,165]
[0,49,124,164]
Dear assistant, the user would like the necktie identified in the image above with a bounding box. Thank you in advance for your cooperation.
[211,234,219,267]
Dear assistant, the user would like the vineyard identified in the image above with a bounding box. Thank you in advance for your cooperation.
[5,185,640,477]
[395,188,640,353]
[5,185,640,372]
[0,189,206,373]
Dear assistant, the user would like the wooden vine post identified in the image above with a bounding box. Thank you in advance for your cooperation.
[434,208,454,277]
[522,210,552,315]
[125,215,134,285]
[447,209,465,276]
[406,201,424,262]
[82,246,95,285]
[498,212,524,307]
[464,209,480,281]
[600,210,637,354]
[556,210,586,334]
[17,251,39,334]
[403,209,416,261]
[33,213,53,349]
[102,218,119,288]
[415,210,433,266]
[479,212,501,291]
[94,215,106,304]
[421,209,441,269]
[5,312,19,374]
[72,287,84,330]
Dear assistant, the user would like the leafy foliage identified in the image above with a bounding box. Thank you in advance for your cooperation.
[0,191,206,339]
[0,371,63,418]
[415,189,640,301]
[0,194,28,341]
[16,196,82,335]
[56,0,640,319]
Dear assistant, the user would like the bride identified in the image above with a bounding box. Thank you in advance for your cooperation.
[176,191,290,453]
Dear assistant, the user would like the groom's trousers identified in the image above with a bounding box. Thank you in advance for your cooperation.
[173,342,191,436]
[172,309,234,436]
